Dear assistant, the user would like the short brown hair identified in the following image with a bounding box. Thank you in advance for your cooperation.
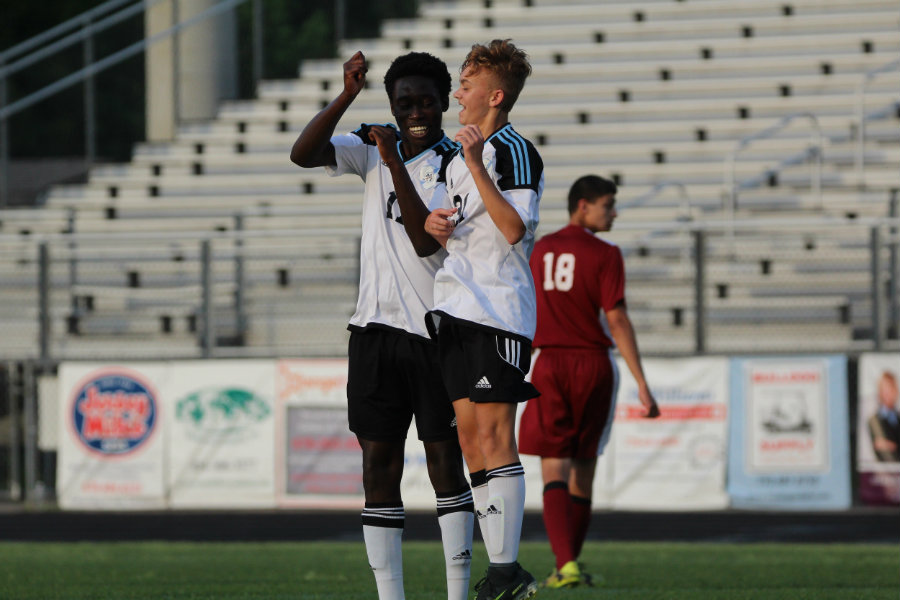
[460,39,532,113]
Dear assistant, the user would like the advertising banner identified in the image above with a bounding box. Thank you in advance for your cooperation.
[166,360,277,509]
[856,353,900,505]
[727,355,851,509]
[276,359,364,508]
[610,357,729,510]
[57,363,167,509]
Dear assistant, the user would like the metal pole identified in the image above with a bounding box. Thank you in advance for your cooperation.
[234,214,246,344]
[871,225,883,350]
[172,0,181,126]
[7,362,21,501]
[252,0,264,89]
[38,242,51,362]
[22,361,37,505]
[693,229,706,354]
[854,81,865,189]
[0,61,9,208]
[67,209,78,314]
[335,0,346,46]
[889,191,899,340]
[82,18,97,167]
[201,239,213,357]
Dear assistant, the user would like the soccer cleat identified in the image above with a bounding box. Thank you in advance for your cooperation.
[577,562,598,587]
[541,561,582,589]
[474,563,538,600]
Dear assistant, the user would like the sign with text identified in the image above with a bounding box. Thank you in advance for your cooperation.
[166,360,277,508]
[728,356,850,509]
[57,363,167,510]
[276,359,363,508]
[611,357,729,510]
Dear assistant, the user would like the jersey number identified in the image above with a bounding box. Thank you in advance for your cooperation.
[542,252,576,291]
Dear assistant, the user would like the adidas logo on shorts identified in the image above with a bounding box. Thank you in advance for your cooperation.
[475,376,491,389]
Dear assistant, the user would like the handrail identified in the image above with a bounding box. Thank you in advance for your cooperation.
[0,0,248,121]
[0,0,156,81]
[722,112,823,241]
[854,57,900,189]
[0,0,135,64]
[0,0,262,208]
[2,215,896,246]
[629,181,693,221]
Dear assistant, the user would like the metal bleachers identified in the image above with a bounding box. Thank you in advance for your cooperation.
[1,0,898,360]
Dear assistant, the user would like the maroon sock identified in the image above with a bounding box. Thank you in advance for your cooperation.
[570,494,592,559]
[542,482,575,569]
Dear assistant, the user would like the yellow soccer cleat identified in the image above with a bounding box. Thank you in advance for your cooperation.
[541,561,582,589]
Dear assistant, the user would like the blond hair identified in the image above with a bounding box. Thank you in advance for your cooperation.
[460,39,532,113]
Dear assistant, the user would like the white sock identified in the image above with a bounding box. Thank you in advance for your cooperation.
[470,470,491,549]
[437,493,474,600]
[485,463,526,564]
[363,504,405,600]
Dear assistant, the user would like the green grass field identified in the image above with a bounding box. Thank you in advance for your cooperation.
[0,540,896,599]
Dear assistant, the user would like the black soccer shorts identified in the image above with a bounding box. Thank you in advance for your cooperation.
[432,314,540,404]
[347,327,456,442]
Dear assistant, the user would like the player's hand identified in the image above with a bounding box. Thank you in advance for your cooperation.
[638,383,660,419]
[425,208,457,247]
[343,51,367,98]
[368,125,401,168]
[454,125,485,169]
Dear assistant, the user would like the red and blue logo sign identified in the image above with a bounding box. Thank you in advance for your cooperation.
[71,371,157,455]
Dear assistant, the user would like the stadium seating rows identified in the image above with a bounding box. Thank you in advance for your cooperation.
[0,0,898,360]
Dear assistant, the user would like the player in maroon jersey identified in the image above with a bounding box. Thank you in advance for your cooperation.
[519,174,659,588]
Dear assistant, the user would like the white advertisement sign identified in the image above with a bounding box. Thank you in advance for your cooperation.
[611,357,729,510]
[276,359,364,508]
[57,363,168,510]
[166,360,277,508]
[745,361,828,473]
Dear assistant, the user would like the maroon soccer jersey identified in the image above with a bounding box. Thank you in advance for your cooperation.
[529,224,625,349]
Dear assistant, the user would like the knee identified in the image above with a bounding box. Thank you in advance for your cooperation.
[424,440,467,491]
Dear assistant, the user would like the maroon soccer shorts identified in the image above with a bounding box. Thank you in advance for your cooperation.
[519,347,618,459]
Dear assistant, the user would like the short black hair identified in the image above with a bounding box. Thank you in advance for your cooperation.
[384,52,452,108]
[567,175,618,215]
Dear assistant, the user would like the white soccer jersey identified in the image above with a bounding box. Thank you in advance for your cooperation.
[430,123,544,340]
[327,124,458,338]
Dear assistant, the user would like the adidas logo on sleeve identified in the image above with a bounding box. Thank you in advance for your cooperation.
[475,376,491,389]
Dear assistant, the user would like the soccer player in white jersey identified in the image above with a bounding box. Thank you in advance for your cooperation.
[422,39,544,600]
[290,51,474,600]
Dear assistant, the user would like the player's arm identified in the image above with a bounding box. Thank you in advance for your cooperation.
[456,125,525,245]
[289,51,367,168]
[606,302,660,419]
[369,125,443,256]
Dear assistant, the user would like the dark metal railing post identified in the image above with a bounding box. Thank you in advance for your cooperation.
[7,362,21,501]
[252,0,264,89]
[871,225,884,350]
[234,213,246,344]
[82,17,96,167]
[693,229,706,354]
[201,239,213,357]
[888,190,898,340]
[22,360,37,505]
[38,242,51,362]
[0,61,9,207]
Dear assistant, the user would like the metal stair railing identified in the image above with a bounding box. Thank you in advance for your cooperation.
[854,57,900,189]
[0,0,263,207]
